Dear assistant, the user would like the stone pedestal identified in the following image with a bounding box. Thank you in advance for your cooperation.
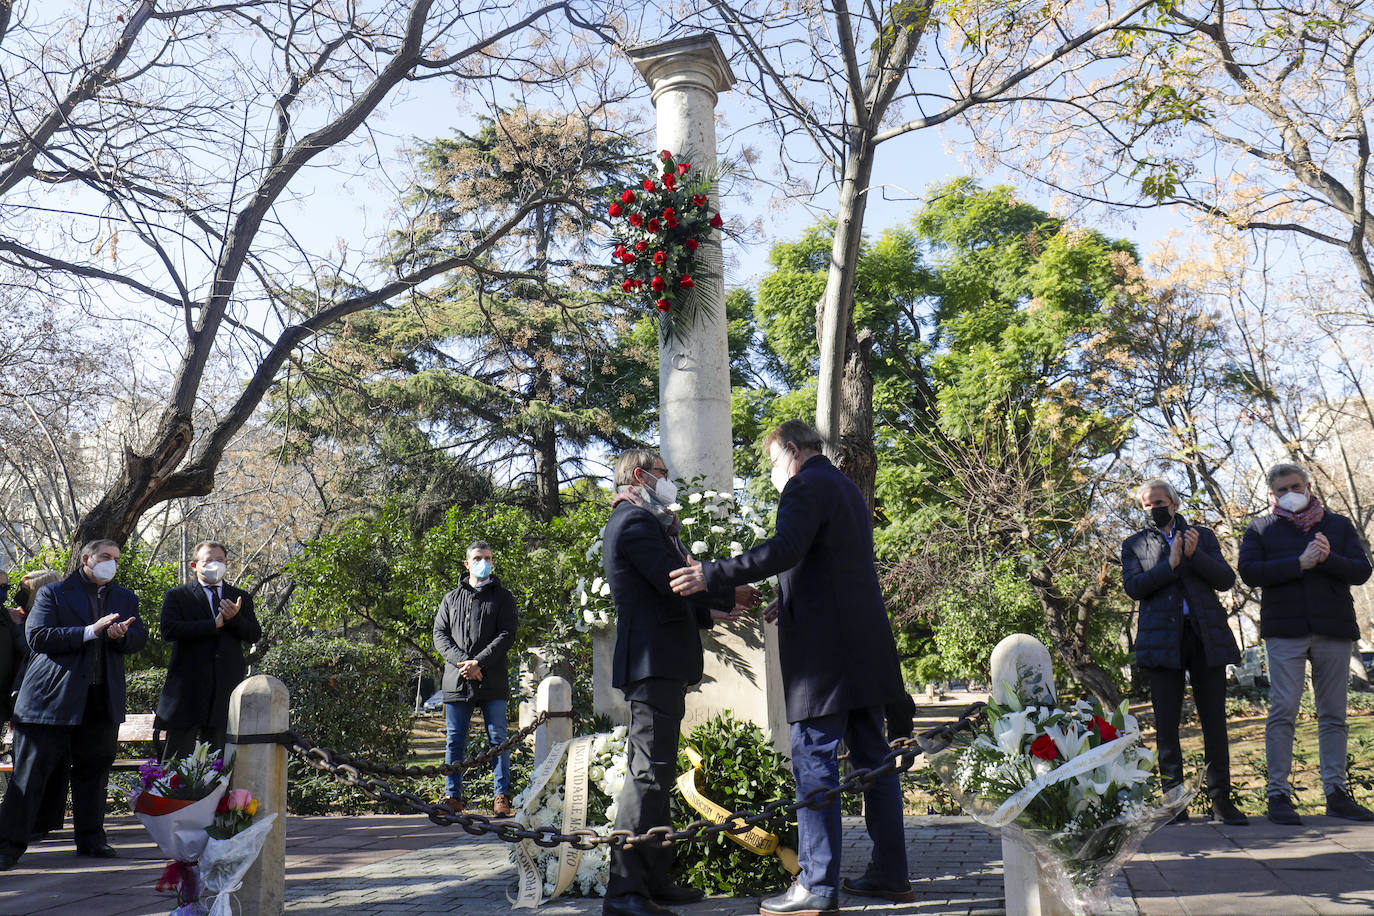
[1002,832,1074,916]
[628,35,788,753]
[228,675,289,916]
[592,625,629,725]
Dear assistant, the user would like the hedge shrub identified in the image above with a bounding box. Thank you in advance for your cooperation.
[260,635,414,814]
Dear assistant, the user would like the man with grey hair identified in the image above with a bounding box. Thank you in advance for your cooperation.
[1122,478,1245,824]
[1238,462,1374,824]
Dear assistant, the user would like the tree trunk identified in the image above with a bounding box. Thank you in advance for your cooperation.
[532,424,560,523]
[1028,563,1123,707]
[816,141,878,504]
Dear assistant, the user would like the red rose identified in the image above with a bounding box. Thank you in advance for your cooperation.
[651,276,666,291]
[709,213,724,228]
[608,202,623,218]
[621,279,635,293]
[653,250,667,265]
[629,213,643,227]
[622,252,635,264]
[216,796,231,814]
[656,299,671,311]
[1030,735,1058,761]
[632,279,643,290]
[642,178,657,192]
[679,275,694,289]
[677,162,691,175]
[620,189,636,204]
[665,215,678,229]
[1093,716,1119,742]
[663,207,675,218]
[662,173,676,190]
[692,194,708,207]
[169,773,183,789]
[647,218,661,233]
[634,240,648,252]
[685,238,699,251]
[660,150,673,161]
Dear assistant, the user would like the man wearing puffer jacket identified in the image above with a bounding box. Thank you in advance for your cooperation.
[1122,478,1246,825]
[1238,462,1374,825]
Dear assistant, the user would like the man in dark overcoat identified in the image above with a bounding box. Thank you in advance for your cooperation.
[433,540,518,817]
[670,421,910,916]
[0,539,146,869]
[1238,462,1374,824]
[600,448,750,916]
[1122,478,1245,824]
[156,540,261,759]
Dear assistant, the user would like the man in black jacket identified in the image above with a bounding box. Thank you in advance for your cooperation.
[1238,462,1374,824]
[670,421,910,916]
[1122,479,1245,825]
[0,539,146,869]
[433,541,517,818]
[600,449,750,916]
[156,541,262,759]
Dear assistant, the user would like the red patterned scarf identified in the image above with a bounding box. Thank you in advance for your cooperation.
[1273,495,1326,532]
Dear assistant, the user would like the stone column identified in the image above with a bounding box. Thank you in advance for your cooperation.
[228,674,289,916]
[629,36,788,754]
[629,35,735,492]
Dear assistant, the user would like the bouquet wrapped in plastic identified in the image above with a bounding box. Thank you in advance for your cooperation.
[132,743,231,915]
[199,812,278,916]
[929,688,1193,914]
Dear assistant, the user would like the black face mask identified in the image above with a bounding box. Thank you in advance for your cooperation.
[1150,505,1174,529]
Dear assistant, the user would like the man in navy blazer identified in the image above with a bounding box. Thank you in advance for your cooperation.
[0,539,146,869]
[600,448,752,916]
[671,421,909,916]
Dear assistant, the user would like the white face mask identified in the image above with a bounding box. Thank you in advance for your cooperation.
[90,559,118,583]
[1277,491,1309,513]
[653,476,678,506]
[198,560,227,583]
[770,448,794,494]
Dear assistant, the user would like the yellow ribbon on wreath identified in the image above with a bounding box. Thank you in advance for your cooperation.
[675,746,800,875]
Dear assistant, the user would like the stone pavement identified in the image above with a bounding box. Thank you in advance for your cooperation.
[0,811,1369,915]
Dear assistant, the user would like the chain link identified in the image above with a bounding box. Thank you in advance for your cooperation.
[278,701,986,850]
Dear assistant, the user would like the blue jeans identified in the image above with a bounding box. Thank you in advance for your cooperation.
[791,705,907,896]
[444,698,510,800]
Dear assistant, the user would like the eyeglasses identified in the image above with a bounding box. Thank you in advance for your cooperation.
[650,465,670,477]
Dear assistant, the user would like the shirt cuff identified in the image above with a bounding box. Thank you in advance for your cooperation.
[83,624,97,641]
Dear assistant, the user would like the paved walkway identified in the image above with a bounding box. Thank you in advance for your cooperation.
[0,812,1369,915]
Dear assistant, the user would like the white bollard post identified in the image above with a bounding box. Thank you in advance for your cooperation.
[534,675,572,769]
[228,674,289,916]
[989,635,1069,916]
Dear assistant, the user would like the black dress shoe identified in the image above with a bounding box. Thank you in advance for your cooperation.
[651,884,705,905]
[603,893,678,916]
[760,881,839,916]
[1210,796,1249,825]
[842,868,915,902]
[75,844,117,858]
[0,854,17,871]
[1266,792,1302,826]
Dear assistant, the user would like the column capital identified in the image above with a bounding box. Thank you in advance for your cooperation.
[628,34,736,105]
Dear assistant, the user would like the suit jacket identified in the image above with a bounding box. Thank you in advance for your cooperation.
[603,501,732,689]
[156,581,261,729]
[1238,509,1372,641]
[701,455,905,722]
[1121,517,1240,670]
[14,570,147,726]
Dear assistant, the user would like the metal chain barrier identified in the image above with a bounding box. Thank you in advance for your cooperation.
[276,701,986,851]
[272,711,554,779]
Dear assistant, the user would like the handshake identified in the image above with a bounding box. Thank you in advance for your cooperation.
[668,558,771,623]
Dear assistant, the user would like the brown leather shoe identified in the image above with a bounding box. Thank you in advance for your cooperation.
[494,793,514,817]
[441,797,464,814]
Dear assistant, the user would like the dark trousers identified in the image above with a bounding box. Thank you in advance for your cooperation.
[792,704,906,896]
[161,725,227,761]
[606,677,685,901]
[0,688,118,858]
[1147,623,1231,799]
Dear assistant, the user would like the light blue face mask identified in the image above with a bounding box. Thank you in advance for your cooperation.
[471,558,494,580]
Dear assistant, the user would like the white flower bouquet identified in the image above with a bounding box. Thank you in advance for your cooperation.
[511,727,628,903]
[929,689,1192,913]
